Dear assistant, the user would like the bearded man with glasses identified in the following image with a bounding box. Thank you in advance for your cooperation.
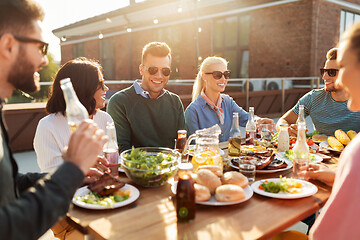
[107,42,185,153]
[276,48,360,136]
[0,1,107,239]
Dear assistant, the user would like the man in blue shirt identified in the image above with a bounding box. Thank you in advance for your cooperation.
[276,48,360,136]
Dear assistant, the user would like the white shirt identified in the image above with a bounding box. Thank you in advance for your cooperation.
[34,110,114,173]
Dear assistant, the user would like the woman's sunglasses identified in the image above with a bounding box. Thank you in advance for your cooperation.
[205,71,231,79]
[320,68,338,77]
[146,66,171,77]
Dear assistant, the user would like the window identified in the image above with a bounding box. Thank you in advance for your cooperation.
[154,26,180,79]
[73,43,85,58]
[340,10,360,37]
[213,15,250,78]
[100,38,115,80]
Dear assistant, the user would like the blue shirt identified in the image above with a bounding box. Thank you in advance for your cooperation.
[185,94,249,142]
[292,89,360,136]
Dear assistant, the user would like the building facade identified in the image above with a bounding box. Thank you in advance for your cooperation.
[53,0,360,81]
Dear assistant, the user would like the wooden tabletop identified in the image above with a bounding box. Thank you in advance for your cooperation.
[66,143,339,240]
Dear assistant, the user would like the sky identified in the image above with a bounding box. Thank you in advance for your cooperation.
[37,0,131,62]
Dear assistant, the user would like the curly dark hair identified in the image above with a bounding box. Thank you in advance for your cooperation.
[46,57,105,116]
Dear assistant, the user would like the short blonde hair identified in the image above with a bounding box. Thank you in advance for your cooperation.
[141,42,171,64]
[192,56,228,102]
[326,48,337,60]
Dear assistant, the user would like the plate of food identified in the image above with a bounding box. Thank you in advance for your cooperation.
[276,150,323,163]
[171,182,253,206]
[72,173,140,210]
[229,155,293,174]
[251,177,318,199]
[319,142,342,153]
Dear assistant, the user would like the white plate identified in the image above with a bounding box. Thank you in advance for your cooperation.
[319,142,342,153]
[171,182,253,206]
[251,178,318,199]
[72,184,140,210]
[229,159,293,174]
[276,152,323,163]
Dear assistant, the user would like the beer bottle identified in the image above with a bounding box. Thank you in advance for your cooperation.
[228,112,241,157]
[296,105,306,128]
[245,107,256,144]
[176,163,195,222]
[60,78,88,132]
[103,122,119,178]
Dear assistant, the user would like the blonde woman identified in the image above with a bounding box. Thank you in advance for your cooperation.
[185,56,273,141]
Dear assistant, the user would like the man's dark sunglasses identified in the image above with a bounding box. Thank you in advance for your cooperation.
[146,66,171,77]
[320,68,338,77]
[205,70,231,79]
[13,35,48,56]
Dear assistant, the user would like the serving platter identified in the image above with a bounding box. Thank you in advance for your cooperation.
[251,178,318,199]
[72,184,140,210]
[275,152,323,163]
[171,182,253,206]
[229,158,293,174]
[319,142,343,153]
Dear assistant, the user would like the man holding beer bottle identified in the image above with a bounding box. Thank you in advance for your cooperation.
[0,1,107,239]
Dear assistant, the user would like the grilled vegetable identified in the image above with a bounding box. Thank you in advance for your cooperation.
[335,129,351,145]
[328,136,344,151]
[347,130,357,140]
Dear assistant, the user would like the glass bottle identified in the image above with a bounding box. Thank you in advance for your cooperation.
[292,122,309,179]
[176,163,195,222]
[245,107,256,144]
[176,130,187,153]
[278,124,290,152]
[103,122,119,178]
[60,78,89,132]
[296,105,306,128]
[228,112,241,157]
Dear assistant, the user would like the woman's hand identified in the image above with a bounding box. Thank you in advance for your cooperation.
[301,164,335,186]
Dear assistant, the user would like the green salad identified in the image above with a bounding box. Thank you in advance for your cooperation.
[122,147,178,187]
[259,176,303,194]
[284,149,316,162]
[75,191,129,208]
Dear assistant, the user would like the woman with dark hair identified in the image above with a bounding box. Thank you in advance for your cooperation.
[34,57,114,173]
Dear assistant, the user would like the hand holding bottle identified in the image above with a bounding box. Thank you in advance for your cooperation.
[62,120,108,175]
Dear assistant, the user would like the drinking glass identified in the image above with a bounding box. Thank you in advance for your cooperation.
[293,158,309,180]
[238,157,256,182]
[260,124,272,141]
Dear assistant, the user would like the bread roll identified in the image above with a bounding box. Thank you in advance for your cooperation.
[195,169,221,194]
[215,184,245,202]
[221,171,248,188]
[197,165,223,177]
[194,184,211,202]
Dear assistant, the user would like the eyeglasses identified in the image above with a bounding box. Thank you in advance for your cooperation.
[145,66,171,77]
[320,68,338,77]
[205,71,231,79]
[13,35,49,56]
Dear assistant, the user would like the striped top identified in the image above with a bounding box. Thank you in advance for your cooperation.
[292,89,360,136]
[34,110,114,173]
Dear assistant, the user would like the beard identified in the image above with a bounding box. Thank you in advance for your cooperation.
[7,46,40,93]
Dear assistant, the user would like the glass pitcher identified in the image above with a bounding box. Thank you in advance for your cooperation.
[183,124,222,171]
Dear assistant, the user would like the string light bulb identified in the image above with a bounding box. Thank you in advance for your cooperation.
[153,18,159,24]
[198,27,202,33]
[60,36,66,42]
[98,33,104,39]
[127,28,132,33]
[177,7,182,13]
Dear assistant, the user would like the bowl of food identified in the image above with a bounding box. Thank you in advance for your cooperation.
[120,147,181,187]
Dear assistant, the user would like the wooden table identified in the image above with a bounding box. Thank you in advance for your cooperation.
[66,143,339,240]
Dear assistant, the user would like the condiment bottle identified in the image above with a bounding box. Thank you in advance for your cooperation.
[296,105,306,128]
[228,112,241,157]
[176,130,187,153]
[60,78,89,132]
[245,107,256,144]
[278,124,290,152]
[292,122,309,179]
[103,122,119,178]
[176,163,195,222]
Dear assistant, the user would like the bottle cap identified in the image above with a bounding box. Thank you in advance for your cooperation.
[179,163,193,171]
[279,123,288,127]
[178,130,187,135]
